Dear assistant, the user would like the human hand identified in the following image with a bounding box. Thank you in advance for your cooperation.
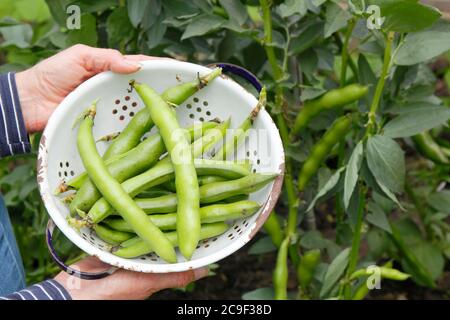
[54,256,208,300]
[15,44,164,133]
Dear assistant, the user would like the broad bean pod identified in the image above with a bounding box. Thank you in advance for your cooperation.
[104,200,260,232]
[76,102,176,263]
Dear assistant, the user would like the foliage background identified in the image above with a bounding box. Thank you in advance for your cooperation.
[1,0,450,299]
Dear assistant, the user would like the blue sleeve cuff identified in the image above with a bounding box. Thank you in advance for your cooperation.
[0,280,72,300]
[0,72,31,158]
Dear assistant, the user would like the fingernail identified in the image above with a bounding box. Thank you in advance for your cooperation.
[193,267,208,280]
[124,60,142,69]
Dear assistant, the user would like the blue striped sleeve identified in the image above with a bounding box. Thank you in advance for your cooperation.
[0,72,31,158]
[0,280,71,300]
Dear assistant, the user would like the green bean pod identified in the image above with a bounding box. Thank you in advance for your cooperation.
[350,267,410,281]
[297,115,353,191]
[198,173,278,204]
[263,211,283,248]
[87,158,250,222]
[104,200,260,232]
[94,224,134,245]
[69,122,216,216]
[103,67,222,160]
[76,102,177,263]
[220,194,249,203]
[161,175,227,192]
[213,87,265,160]
[131,81,200,260]
[297,249,321,290]
[86,120,231,223]
[273,237,290,300]
[412,131,449,165]
[134,173,277,214]
[67,121,219,190]
[113,222,229,259]
[291,84,367,136]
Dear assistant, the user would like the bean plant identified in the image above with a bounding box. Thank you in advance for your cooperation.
[1,0,450,299]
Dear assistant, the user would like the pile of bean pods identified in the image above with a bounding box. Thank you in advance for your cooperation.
[56,68,277,263]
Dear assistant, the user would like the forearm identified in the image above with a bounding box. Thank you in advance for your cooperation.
[0,72,31,158]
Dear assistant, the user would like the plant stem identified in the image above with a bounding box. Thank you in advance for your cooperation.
[340,19,356,87]
[333,33,359,83]
[366,31,395,136]
[343,186,365,299]
[335,19,357,227]
[260,0,298,238]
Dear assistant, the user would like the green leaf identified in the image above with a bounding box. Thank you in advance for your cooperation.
[358,54,376,107]
[219,0,248,25]
[146,14,167,49]
[319,248,350,298]
[248,236,277,255]
[45,0,72,26]
[371,0,441,33]
[162,0,199,18]
[70,0,117,13]
[377,179,404,209]
[366,135,405,194]
[383,105,450,138]
[127,0,148,27]
[66,13,97,47]
[300,86,326,101]
[367,201,392,233]
[0,23,33,48]
[278,0,307,18]
[300,230,329,250]
[106,7,134,48]
[307,167,345,212]
[390,218,436,287]
[11,0,50,23]
[289,21,324,55]
[411,242,444,281]
[181,14,225,40]
[427,190,450,214]
[344,141,364,210]
[395,20,450,66]
[323,2,351,38]
[242,287,274,300]
[141,0,162,31]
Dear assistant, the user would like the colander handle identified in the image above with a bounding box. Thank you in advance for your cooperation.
[46,219,118,280]
[211,63,262,93]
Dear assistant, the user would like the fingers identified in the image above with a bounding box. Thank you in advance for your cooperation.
[136,267,209,293]
[72,44,142,74]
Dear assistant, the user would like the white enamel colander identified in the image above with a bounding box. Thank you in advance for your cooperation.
[38,60,285,278]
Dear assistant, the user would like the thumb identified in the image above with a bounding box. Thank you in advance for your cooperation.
[79,46,142,74]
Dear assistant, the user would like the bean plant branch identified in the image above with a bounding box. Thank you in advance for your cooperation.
[366,31,395,136]
[260,0,302,299]
[343,185,366,299]
[340,18,357,86]
[260,0,298,238]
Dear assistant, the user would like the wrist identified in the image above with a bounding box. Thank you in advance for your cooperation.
[15,69,41,133]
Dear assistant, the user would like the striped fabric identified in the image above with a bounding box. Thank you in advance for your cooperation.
[0,73,71,300]
[0,72,31,157]
[0,280,71,300]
